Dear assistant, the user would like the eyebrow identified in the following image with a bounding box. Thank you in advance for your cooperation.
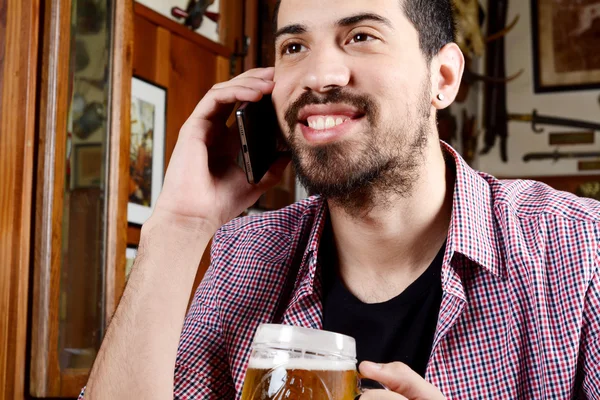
[337,13,393,29]
[274,12,393,42]
[274,24,307,42]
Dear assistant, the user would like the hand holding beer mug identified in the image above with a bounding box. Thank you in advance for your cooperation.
[241,324,387,400]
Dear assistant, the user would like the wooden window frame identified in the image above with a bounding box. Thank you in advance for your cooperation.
[0,0,41,397]
[29,0,132,397]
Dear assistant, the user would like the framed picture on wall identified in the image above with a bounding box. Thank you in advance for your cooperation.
[128,77,167,225]
[531,0,600,93]
[74,143,103,188]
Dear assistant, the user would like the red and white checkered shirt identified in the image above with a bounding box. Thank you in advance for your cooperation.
[81,142,600,399]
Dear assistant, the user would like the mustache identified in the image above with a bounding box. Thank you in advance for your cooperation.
[284,88,378,131]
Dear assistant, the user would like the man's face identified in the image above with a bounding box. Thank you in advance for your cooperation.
[272,0,435,209]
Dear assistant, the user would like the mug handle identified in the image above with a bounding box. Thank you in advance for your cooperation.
[355,374,389,398]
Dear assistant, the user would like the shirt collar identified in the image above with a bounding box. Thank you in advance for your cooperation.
[441,141,505,279]
[296,141,505,294]
[293,197,327,295]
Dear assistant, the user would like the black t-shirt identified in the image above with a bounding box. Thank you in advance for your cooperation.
[321,231,444,377]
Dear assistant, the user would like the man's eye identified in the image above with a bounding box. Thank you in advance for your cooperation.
[349,33,375,43]
[283,43,306,55]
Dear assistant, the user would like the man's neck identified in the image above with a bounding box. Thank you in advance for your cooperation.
[326,142,454,304]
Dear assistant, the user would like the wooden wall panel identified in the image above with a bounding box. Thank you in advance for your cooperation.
[132,14,158,81]
[0,0,5,98]
[259,0,279,67]
[219,0,244,76]
[216,55,231,84]
[166,35,217,168]
[0,0,40,398]
[219,0,243,51]
[244,0,259,71]
[154,27,171,87]
[188,238,212,310]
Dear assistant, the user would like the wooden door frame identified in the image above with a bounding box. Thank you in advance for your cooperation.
[0,0,41,398]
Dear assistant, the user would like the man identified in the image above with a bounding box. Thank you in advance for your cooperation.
[82,0,600,398]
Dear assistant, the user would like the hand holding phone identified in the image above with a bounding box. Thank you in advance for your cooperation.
[151,68,289,233]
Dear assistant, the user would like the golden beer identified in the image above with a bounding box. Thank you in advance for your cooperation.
[241,359,358,399]
[240,324,375,400]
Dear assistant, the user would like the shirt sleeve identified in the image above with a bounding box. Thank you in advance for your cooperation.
[578,242,600,398]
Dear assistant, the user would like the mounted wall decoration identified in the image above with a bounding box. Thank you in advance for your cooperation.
[128,77,166,225]
[531,0,600,92]
[576,181,600,200]
[74,143,103,188]
[171,0,220,30]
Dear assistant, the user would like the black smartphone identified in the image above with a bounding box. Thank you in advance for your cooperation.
[236,95,289,184]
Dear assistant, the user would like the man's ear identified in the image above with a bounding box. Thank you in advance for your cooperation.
[431,43,465,110]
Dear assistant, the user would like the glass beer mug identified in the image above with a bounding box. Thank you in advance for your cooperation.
[241,324,386,400]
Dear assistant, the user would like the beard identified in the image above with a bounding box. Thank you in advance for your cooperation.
[283,78,433,215]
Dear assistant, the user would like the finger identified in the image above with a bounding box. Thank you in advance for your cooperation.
[188,85,265,127]
[359,389,408,400]
[359,362,445,400]
[214,67,274,85]
[231,67,275,81]
[212,76,275,91]
[211,123,246,159]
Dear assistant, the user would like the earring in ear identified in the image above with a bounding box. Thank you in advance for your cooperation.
[437,93,445,101]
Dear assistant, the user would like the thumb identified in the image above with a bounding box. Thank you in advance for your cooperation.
[359,361,445,400]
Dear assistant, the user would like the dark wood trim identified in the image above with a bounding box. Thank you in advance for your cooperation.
[244,0,259,71]
[127,225,141,246]
[219,0,243,63]
[0,0,40,397]
[216,55,231,83]
[188,239,212,311]
[59,369,89,396]
[134,2,231,58]
[30,0,72,396]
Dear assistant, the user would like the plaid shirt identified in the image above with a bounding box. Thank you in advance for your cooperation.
[81,143,600,399]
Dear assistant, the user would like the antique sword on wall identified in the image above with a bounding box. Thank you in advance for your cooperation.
[508,109,600,133]
[523,150,600,162]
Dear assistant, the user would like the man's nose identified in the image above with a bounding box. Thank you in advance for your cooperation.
[300,47,351,93]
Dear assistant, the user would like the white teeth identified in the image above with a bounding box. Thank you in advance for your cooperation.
[326,117,335,129]
[306,116,350,130]
[316,118,325,130]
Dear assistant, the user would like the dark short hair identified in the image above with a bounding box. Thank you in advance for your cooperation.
[273,0,456,62]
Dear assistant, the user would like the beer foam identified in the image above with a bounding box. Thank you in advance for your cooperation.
[248,357,356,371]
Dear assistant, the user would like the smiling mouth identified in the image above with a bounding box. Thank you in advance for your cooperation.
[299,114,365,130]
